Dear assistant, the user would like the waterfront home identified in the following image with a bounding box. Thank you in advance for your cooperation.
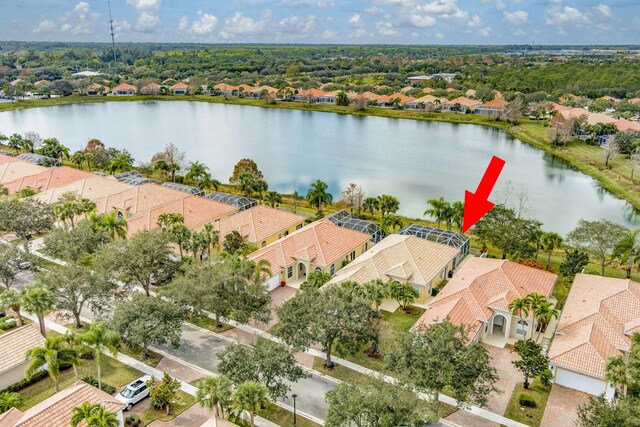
[141,82,162,95]
[548,274,640,400]
[378,93,415,108]
[216,204,305,249]
[0,154,48,184]
[34,80,49,87]
[3,166,92,195]
[33,175,133,205]
[170,82,189,95]
[109,83,137,96]
[292,88,336,104]
[358,91,386,105]
[0,380,126,427]
[406,95,445,110]
[439,96,482,113]
[214,83,240,97]
[326,234,460,306]
[82,83,105,96]
[413,257,558,347]
[248,218,371,290]
[0,325,45,390]
[475,99,510,117]
[98,183,190,219]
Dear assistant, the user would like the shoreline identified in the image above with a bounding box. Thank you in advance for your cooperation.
[1,94,639,213]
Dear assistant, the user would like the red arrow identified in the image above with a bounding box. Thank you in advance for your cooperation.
[461,156,506,233]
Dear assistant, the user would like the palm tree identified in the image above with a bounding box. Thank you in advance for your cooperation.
[199,173,221,191]
[533,300,559,341]
[166,162,180,182]
[251,259,272,285]
[78,322,120,390]
[363,279,389,311]
[202,223,219,261]
[306,180,333,211]
[377,194,400,217]
[157,212,184,230]
[380,215,403,234]
[168,223,191,258]
[185,161,210,185]
[290,190,302,214]
[540,232,563,269]
[0,289,24,327]
[40,137,70,160]
[90,212,128,240]
[0,391,23,413]
[7,133,23,155]
[71,402,119,427]
[264,191,282,207]
[605,356,629,398]
[197,375,233,419]
[238,172,257,197]
[362,197,379,220]
[26,335,79,392]
[108,153,134,173]
[21,284,56,336]
[526,292,546,334]
[451,201,464,230]
[508,297,531,340]
[424,197,449,229]
[70,151,86,170]
[254,179,268,202]
[233,381,268,427]
[612,229,640,279]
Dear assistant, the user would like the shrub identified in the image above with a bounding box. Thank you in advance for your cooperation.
[125,414,141,427]
[538,368,553,387]
[515,259,555,273]
[0,317,17,330]
[519,393,537,408]
[80,376,116,395]
[78,352,95,360]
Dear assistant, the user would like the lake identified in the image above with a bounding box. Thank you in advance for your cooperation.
[0,100,637,234]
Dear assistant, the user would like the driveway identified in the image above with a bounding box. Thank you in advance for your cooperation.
[540,384,590,427]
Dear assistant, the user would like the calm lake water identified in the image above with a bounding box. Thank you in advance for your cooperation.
[0,100,637,234]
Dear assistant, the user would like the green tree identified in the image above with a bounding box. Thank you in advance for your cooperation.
[290,190,302,214]
[254,179,268,202]
[21,283,56,336]
[70,151,86,170]
[89,212,128,240]
[78,322,121,390]
[540,232,563,269]
[362,279,389,311]
[451,200,464,230]
[264,191,282,207]
[26,335,79,392]
[559,248,590,280]
[380,215,403,234]
[43,220,109,262]
[325,378,435,427]
[0,391,23,414]
[233,381,269,427]
[612,229,640,279]
[7,133,24,155]
[70,402,119,427]
[276,286,379,368]
[377,194,399,217]
[40,137,70,160]
[567,219,628,276]
[0,198,52,251]
[218,338,308,400]
[336,90,349,106]
[386,321,499,409]
[185,161,211,187]
[362,197,379,220]
[157,212,184,231]
[508,297,531,340]
[237,172,257,197]
[222,230,247,255]
[229,159,264,185]
[532,299,559,341]
[0,289,24,327]
[301,269,331,290]
[424,197,449,228]
[512,339,549,389]
[474,205,542,260]
[107,152,134,173]
[0,243,36,290]
[389,281,419,311]
[577,395,640,427]
[112,294,183,359]
[197,375,233,419]
[147,373,181,415]
[306,179,333,212]
[167,223,191,258]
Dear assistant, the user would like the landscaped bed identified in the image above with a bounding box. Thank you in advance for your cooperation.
[503,378,552,427]
[133,390,196,426]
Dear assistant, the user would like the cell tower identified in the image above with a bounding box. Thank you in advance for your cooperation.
[107,0,117,63]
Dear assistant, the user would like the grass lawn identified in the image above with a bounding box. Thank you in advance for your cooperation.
[0,317,33,335]
[257,402,322,427]
[136,390,196,426]
[503,379,552,427]
[187,315,233,334]
[118,342,164,368]
[19,355,142,410]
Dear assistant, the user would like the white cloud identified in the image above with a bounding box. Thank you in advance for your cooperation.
[503,10,528,25]
[594,4,613,19]
[178,17,189,31]
[321,29,337,39]
[468,14,482,27]
[219,10,316,39]
[376,21,397,36]
[189,11,218,35]
[135,12,160,32]
[126,0,161,12]
[277,15,317,34]
[281,0,335,8]
[348,13,362,27]
[351,28,367,38]
[375,0,468,29]
[127,0,161,32]
[33,20,55,33]
[479,26,491,37]
[60,1,99,35]
[546,6,589,25]
[407,14,436,27]
[113,20,132,33]
[435,32,444,39]
[365,6,384,14]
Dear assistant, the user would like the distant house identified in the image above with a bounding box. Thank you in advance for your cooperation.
[33,80,49,87]
[141,83,162,95]
[406,95,445,110]
[408,73,456,85]
[628,98,640,104]
[475,99,510,117]
[0,325,45,390]
[109,83,137,96]
[292,88,336,104]
[248,218,371,290]
[0,380,126,427]
[439,96,482,113]
[3,166,92,195]
[548,274,640,400]
[84,83,105,96]
[214,83,240,97]
[413,257,558,348]
[170,82,189,95]
[465,89,477,98]
[378,93,415,108]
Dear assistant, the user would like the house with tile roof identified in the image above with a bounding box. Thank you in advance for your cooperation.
[439,96,482,113]
[216,205,306,249]
[83,83,105,96]
[248,218,371,290]
[3,166,93,195]
[548,274,640,399]
[413,257,557,347]
[326,234,460,305]
[0,155,48,185]
[97,183,190,219]
[475,99,510,117]
[170,82,189,95]
[214,83,240,97]
[141,83,162,96]
[0,324,46,390]
[109,83,137,96]
[378,93,416,108]
[0,380,126,427]
[406,95,446,110]
[33,175,132,206]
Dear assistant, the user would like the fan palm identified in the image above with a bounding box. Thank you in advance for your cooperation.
[21,284,56,337]
[90,212,128,240]
[0,391,23,413]
[377,194,399,216]
[363,279,389,311]
[540,232,563,269]
[0,289,24,327]
[7,133,23,155]
[233,381,268,427]
[157,212,184,230]
[251,259,272,285]
[70,151,86,170]
[78,322,121,390]
[306,179,333,211]
[424,197,449,229]
[197,375,233,418]
[362,197,379,220]
[71,402,119,427]
[508,297,531,340]
[612,229,640,279]
[40,137,70,160]
[26,335,79,392]
[605,356,629,398]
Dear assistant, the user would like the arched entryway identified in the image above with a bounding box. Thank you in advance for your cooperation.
[297,263,307,280]
[492,314,507,337]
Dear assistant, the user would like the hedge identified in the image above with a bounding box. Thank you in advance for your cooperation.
[80,376,116,395]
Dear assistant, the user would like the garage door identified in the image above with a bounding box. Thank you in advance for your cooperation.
[265,275,281,292]
[554,368,608,396]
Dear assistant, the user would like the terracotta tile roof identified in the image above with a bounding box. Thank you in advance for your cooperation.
[359,91,385,101]
[480,99,510,108]
[5,381,125,427]
[170,82,189,90]
[0,324,45,374]
[549,274,640,378]
[408,95,446,104]
[628,98,640,104]
[380,93,415,104]
[615,120,640,132]
[0,159,48,184]
[413,258,557,338]
[257,85,277,93]
[111,83,137,92]
[248,218,370,275]
[3,166,93,195]
[214,83,239,91]
[216,205,304,244]
[443,96,482,108]
[446,88,457,92]
[327,234,458,287]
[298,88,330,97]
[422,87,435,94]
[465,89,477,97]
[33,176,132,205]
[101,183,189,216]
[86,83,104,91]
[34,80,49,87]
[238,84,255,92]
[0,408,24,425]
[142,83,161,90]
[126,195,237,236]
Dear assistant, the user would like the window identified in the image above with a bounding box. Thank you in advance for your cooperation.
[284,230,289,236]
[261,241,266,248]
[287,266,293,278]
[296,224,303,230]
[349,251,356,261]
[330,264,335,275]
[362,243,368,252]
[117,210,124,219]
[315,267,322,272]
[516,320,529,337]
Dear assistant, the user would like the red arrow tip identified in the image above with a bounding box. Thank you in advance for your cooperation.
[462,190,495,233]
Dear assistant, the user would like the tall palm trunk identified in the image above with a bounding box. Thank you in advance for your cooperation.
[546,250,553,269]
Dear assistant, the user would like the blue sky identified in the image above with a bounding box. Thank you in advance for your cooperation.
[2,0,639,45]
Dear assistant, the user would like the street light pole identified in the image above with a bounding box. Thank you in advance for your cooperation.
[292,394,298,427]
